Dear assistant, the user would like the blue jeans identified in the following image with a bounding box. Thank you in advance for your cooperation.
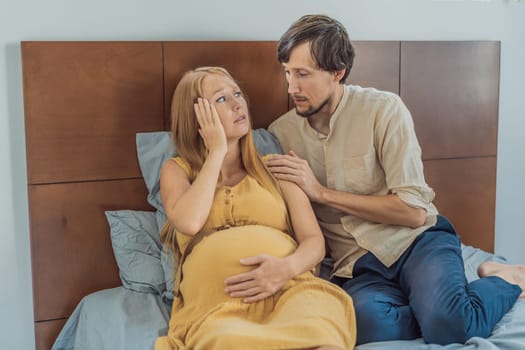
[331,216,521,345]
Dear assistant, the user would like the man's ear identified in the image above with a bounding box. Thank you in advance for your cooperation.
[333,69,346,83]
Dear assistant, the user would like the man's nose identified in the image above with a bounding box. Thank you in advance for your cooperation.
[287,76,300,94]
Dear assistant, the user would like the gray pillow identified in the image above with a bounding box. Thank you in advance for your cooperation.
[253,128,284,156]
[105,210,165,295]
[155,209,177,301]
[136,132,175,213]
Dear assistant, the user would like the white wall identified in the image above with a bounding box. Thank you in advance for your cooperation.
[1,1,523,349]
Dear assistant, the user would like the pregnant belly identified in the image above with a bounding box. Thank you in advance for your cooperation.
[179,225,297,304]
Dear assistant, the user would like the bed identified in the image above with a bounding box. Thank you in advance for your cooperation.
[20,40,524,350]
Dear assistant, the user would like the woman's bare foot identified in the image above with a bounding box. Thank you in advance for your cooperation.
[478,261,525,299]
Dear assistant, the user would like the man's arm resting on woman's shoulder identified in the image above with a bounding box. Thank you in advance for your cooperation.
[266,152,426,229]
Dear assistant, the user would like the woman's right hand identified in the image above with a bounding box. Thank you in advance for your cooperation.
[194,98,227,156]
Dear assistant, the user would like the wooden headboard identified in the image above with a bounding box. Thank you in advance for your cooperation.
[21,40,500,350]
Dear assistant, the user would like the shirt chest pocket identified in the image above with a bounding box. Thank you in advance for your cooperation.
[343,153,385,194]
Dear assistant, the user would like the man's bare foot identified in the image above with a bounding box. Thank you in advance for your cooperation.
[478,261,525,299]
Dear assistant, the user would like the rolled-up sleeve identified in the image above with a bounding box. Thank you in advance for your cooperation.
[392,185,435,210]
[374,95,436,213]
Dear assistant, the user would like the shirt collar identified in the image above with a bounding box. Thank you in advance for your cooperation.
[300,85,350,141]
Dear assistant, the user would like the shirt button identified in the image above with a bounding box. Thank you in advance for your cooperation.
[225,188,231,194]
[225,200,230,205]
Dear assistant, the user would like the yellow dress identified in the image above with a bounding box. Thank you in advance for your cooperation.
[155,157,356,350]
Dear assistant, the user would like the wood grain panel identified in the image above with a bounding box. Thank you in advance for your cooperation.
[347,41,400,94]
[35,319,67,350]
[163,41,288,129]
[29,179,153,321]
[424,157,496,252]
[21,42,165,184]
[401,41,500,160]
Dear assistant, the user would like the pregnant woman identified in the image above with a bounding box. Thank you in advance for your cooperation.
[154,66,356,350]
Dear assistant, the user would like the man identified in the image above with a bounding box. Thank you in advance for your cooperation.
[267,14,524,345]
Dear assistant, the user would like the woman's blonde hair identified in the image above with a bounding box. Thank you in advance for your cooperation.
[161,67,291,250]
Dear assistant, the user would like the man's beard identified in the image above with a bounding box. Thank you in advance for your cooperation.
[295,97,330,118]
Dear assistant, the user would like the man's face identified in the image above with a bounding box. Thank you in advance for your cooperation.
[282,42,342,118]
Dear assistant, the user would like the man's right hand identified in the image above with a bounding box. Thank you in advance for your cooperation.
[266,151,324,202]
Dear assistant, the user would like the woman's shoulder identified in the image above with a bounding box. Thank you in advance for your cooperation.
[163,156,191,176]
[261,153,280,162]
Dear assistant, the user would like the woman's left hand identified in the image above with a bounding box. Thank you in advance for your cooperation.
[224,255,293,303]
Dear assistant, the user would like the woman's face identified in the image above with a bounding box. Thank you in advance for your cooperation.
[200,73,250,140]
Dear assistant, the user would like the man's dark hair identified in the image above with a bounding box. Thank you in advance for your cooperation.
[278,14,355,84]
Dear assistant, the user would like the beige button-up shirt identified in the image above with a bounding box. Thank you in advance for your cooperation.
[269,85,438,278]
